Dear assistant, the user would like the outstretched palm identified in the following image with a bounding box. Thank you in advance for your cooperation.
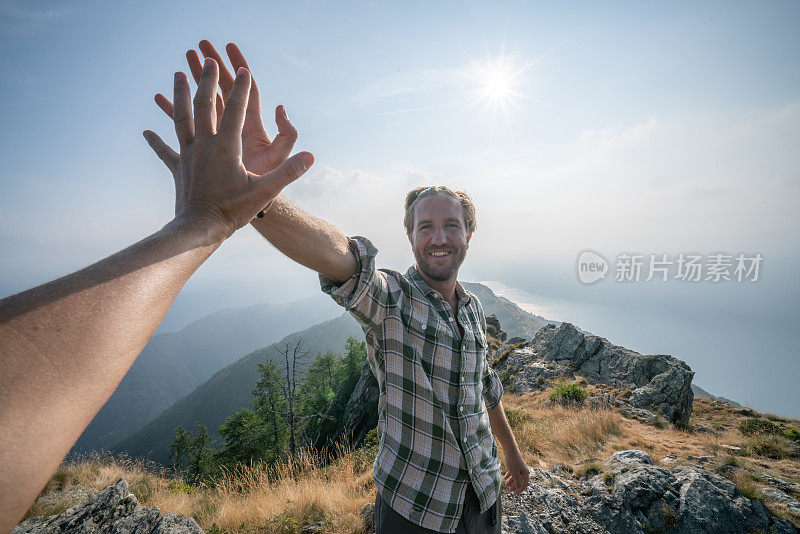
[155,41,297,176]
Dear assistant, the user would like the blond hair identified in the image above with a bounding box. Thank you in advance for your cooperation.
[403,186,476,235]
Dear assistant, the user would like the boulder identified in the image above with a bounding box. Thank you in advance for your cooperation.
[13,478,202,534]
[507,323,694,425]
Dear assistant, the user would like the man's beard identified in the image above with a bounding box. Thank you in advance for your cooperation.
[414,246,467,282]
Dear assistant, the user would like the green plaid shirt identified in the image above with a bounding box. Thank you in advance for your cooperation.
[319,236,503,533]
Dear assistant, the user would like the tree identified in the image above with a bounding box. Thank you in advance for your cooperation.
[252,359,288,460]
[216,408,270,466]
[169,422,214,483]
[276,339,314,457]
[298,352,339,441]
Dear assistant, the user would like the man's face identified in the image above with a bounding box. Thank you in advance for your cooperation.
[407,194,472,282]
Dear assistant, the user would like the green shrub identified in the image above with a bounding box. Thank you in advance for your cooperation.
[549,381,588,405]
[738,418,780,436]
[168,480,196,495]
[783,427,800,441]
[748,435,796,459]
[574,462,603,478]
[498,368,517,393]
[362,427,378,448]
[603,472,616,485]
[504,408,528,429]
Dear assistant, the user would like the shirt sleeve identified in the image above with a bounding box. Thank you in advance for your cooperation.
[475,298,504,410]
[319,236,395,334]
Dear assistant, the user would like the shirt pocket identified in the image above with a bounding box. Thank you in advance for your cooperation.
[403,311,438,369]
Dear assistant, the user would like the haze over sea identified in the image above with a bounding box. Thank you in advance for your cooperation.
[481,280,799,420]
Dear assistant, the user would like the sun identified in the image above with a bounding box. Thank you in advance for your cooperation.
[480,65,514,104]
[465,55,529,116]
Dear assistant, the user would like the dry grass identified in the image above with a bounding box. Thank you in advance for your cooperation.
[32,446,376,534]
[499,391,626,468]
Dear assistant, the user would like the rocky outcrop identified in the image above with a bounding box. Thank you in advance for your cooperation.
[314,359,380,451]
[14,478,202,534]
[495,323,695,425]
[500,449,798,534]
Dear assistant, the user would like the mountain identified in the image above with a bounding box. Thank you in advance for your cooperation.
[71,295,343,454]
[112,282,553,464]
[462,282,556,338]
[692,383,742,407]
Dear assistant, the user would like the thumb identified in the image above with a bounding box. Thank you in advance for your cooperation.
[256,151,314,194]
[143,130,179,173]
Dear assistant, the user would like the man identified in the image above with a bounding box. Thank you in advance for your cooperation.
[0,59,313,533]
[153,42,530,533]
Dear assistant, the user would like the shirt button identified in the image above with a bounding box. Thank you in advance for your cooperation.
[421,323,426,329]
[463,436,468,443]
[459,406,464,412]
[448,317,454,322]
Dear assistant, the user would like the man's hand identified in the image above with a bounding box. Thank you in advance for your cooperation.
[502,449,530,494]
[144,57,312,237]
[154,40,297,177]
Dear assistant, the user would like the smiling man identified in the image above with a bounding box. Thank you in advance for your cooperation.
[267,186,529,534]
[152,41,529,534]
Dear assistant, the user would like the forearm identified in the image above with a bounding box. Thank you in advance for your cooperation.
[251,194,357,283]
[0,214,221,533]
[488,401,522,456]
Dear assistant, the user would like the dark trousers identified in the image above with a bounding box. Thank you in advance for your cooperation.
[374,484,501,534]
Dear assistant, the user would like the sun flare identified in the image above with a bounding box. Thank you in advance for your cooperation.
[480,65,514,103]
[466,55,529,116]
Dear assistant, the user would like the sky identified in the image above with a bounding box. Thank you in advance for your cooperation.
[1,1,798,416]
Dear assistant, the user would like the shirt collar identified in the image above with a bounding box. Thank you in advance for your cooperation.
[407,265,471,306]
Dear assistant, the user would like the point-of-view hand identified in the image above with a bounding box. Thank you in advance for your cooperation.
[154,40,297,177]
[144,57,313,238]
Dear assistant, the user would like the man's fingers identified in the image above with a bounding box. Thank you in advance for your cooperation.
[226,43,264,137]
[172,72,194,146]
[257,151,313,196]
[194,58,219,136]
[218,67,251,141]
[187,50,225,126]
[272,105,298,153]
[200,40,235,98]
[186,49,204,83]
[225,42,252,71]
[143,130,179,172]
[155,93,173,119]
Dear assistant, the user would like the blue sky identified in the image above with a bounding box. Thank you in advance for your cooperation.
[1,1,798,416]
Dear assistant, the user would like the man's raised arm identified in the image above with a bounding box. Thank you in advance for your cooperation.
[0,59,311,533]
[152,41,357,284]
[251,194,357,283]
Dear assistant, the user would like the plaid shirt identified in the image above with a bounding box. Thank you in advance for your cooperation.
[319,236,503,533]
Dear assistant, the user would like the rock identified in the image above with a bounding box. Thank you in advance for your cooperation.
[529,323,694,425]
[500,449,799,534]
[502,511,548,534]
[671,465,795,533]
[300,520,325,533]
[13,478,202,534]
[360,503,375,534]
[686,455,713,464]
[720,444,742,451]
[603,450,654,466]
[759,488,800,516]
[314,359,380,450]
